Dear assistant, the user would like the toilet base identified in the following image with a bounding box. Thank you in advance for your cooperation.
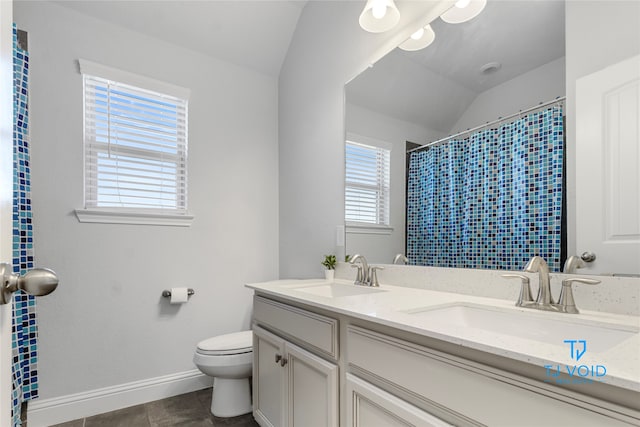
[211,377,252,417]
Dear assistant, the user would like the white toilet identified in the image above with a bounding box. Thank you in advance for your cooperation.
[193,330,253,417]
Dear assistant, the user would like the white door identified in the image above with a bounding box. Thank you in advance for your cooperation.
[253,326,286,427]
[576,54,640,275]
[286,341,338,427]
[1,1,15,426]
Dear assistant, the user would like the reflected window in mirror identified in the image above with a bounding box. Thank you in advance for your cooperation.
[345,139,391,227]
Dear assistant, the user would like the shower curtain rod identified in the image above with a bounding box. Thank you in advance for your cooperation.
[408,96,566,154]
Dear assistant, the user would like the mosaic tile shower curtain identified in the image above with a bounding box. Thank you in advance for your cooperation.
[12,25,38,426]
[407,104,564,271]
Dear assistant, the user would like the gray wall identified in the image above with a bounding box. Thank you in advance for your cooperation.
[15,1,279,399]
[278,0,454,278]
[345,104,444,264]
[452,57,566,133]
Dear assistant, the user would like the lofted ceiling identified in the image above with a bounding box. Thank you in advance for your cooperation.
[51,0,308,76]
[346,0,566,133]
[48,0,566,129]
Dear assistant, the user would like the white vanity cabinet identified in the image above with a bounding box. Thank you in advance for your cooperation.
[250,291,639,427]
[252,296,339,427]
[346,325,637,426]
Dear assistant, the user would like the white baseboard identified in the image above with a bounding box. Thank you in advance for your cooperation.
[27,369,213,427]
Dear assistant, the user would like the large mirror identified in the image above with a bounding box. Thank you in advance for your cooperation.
[345,1,569,270]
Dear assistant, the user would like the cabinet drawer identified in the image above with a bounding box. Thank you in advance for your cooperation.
[347,325,636,426]
[254,295,338,360]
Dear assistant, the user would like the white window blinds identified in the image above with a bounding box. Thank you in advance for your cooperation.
[81,61,189,213]
[345,140,390,225]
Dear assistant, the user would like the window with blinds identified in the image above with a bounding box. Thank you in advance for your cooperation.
[82,61,188,214]
[345,140,390,225]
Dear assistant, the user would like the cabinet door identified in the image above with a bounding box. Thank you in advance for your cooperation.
[286,341,339,427]
[346,374,453,427]
[253,326,286,427]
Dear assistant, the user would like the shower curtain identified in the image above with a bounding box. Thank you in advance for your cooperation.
[12,25,38,426]
[406,104,564,271]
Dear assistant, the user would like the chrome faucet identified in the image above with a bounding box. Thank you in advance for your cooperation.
[393,254,408,265]
[524,256,555,309]
[502,256,601,314]
[563,255,586,274]
[349,254,369,286]
[348,254,384,286]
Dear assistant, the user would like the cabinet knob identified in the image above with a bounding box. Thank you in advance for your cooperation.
[275,354,282,364]
[280,357,288,367]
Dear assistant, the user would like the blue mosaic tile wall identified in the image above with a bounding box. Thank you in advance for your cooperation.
[407,105,564,272]
[12,24,37,427]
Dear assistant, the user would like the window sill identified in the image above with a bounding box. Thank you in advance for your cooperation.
[75,209,194,227]
[346,223,393,235]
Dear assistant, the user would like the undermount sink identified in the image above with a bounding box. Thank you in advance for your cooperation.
[293,282,387,298]
[403,303,639,353]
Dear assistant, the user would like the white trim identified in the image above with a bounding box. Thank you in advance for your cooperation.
[346,222,394,235]
[27,369,212,427]
[75,208,194,227]
[346,132,393,151]
[78,59,191,100]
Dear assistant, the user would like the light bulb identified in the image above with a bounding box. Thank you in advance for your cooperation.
[441,0,487,24]
[399,25,435,51]
[411,28,425,40]
[359,0,400,33]
[372,3,387,19]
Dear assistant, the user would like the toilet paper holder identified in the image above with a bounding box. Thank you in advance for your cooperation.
[162,288,195,298]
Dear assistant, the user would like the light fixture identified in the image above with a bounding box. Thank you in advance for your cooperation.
[398,25,436,51]
[359,0,401,33]
[441,0,487,24]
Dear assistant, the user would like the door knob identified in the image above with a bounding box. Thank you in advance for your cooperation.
[0,263,59,305]
[580,252,596,263]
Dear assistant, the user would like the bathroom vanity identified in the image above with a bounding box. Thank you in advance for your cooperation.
[246,279,640,426]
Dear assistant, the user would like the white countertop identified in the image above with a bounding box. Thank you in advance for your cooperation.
[246,278,640,393]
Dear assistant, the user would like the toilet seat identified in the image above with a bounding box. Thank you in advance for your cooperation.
[196,330,252,356]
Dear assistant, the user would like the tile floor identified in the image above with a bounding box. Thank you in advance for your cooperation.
[49,388,259,427]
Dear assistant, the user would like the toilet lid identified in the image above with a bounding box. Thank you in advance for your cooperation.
[197,330,253,356]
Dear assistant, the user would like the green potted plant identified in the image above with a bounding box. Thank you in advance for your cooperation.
[321,254,337,281]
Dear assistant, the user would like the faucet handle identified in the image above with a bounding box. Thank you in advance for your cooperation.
[501,274,534,307]
[369,266,384,287]
[557,277,601,314]
[392,254,408,265]
[350,264,364,285]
